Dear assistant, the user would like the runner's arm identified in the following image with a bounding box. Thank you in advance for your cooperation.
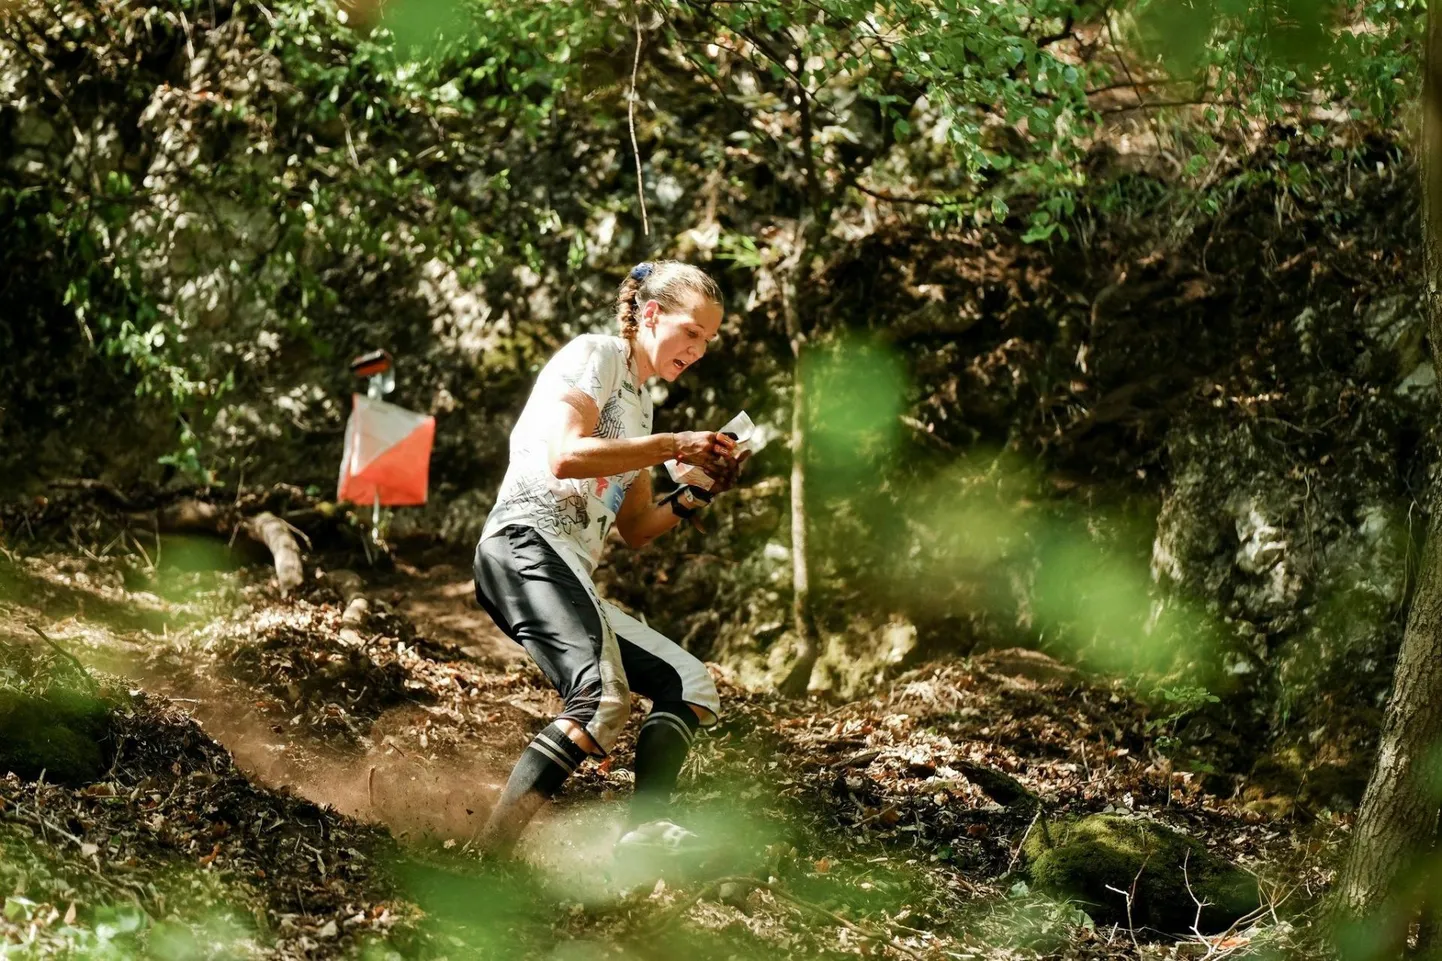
[547,390,734,480]
[613,469,685,548]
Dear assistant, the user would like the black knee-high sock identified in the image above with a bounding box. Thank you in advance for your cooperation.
[481,721,591,854]
[630,704,700,827]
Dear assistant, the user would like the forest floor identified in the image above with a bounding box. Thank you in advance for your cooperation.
[0,523,1343,960]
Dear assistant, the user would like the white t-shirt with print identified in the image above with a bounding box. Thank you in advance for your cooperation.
[481,335,653,574]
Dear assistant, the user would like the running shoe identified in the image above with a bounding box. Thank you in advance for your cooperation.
[611,819,717,889]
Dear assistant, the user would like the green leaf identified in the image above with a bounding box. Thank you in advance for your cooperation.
[1021,221,1056,243]
[4,897,35,922]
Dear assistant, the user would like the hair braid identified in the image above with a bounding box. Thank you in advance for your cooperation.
[616,274,644,343]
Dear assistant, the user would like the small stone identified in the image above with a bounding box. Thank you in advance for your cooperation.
[718,881,752,910]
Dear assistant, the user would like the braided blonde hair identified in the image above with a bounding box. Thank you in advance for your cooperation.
[616,261,722,344]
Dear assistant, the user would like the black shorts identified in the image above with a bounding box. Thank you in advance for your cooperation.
[473,525,720,754]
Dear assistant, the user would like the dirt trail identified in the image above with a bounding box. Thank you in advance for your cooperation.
[385,561,526,670]
[125,668,510,842]
[143,560,537,843]
[3,550,555,845]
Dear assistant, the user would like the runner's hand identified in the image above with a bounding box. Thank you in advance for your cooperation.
[701,449,751,498]
[672,431,735,474]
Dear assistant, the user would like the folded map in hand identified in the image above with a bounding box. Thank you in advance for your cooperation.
[665,410,755,491]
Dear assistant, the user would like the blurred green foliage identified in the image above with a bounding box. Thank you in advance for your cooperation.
[804,338,906,482]
[799,334,1222,683]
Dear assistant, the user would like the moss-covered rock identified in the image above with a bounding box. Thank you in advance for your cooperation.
[0,685,115,786]
[1023,814,1260,934]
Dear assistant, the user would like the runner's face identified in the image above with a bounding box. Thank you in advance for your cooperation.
[640,293,722,383]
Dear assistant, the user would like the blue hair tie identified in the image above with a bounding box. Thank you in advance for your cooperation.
[629,263,653,282]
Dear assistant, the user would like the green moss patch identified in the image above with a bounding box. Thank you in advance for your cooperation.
[0,685,116,786]
[1023,814,1260,934]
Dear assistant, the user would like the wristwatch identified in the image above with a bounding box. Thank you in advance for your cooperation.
[664,484,713,519]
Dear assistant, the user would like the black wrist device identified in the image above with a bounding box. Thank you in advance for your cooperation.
[662,485,710,518]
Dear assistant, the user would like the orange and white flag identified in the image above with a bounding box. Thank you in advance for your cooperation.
[337,395,435,506]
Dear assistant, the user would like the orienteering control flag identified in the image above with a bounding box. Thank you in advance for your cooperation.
[337,394,436,506]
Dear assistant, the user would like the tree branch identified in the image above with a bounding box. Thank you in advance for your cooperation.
[628,6,651,236]
[1085,75,1206,97]
[678,0,839,121]
[1100,98,1242,115]
[1034,14,1076,49]
[797,74,823,209]
[1103,11,1165,149]
[851,181,953,207]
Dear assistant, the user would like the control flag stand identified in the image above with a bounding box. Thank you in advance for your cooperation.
[337,350,436,562]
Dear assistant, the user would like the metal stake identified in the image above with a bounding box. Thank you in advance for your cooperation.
[365,369,393,546]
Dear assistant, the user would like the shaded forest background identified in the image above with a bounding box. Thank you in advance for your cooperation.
[0,0,1432,820]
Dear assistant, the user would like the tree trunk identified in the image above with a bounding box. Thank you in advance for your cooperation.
[779,331,821,696]
[1418,816,1442,956]
[777,213,822,697]
[1327,2,1442,943]
[1329,533,1442,946]
[776,74,830,697]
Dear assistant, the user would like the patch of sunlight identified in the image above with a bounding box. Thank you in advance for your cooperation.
[804,337,907,484]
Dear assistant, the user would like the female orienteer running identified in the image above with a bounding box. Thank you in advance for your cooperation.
[474,261,745,857]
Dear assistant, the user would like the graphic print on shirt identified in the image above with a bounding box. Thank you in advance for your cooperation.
[560,355,607,400]
[481,335,653,573]
[507,469,590,537]
[592,474,631,517]
[596,393,628,441]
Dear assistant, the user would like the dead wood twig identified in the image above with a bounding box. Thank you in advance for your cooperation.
[130,499,222,533]
[768,882,929,960]
[831,749,882,769]
[1007,807,1042,874]
[46,479,134,509]
[852,803,900,829]
[26,623,99,694]
[4,797,85,847]
[124,529,154,571]
[641,875,758,935]
[1104,851,1150,954]
[642,874,927,960]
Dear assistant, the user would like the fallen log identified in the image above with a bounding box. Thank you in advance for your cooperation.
[127,499,306,595]
[135,499,222,533]
[244,512,304,595]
